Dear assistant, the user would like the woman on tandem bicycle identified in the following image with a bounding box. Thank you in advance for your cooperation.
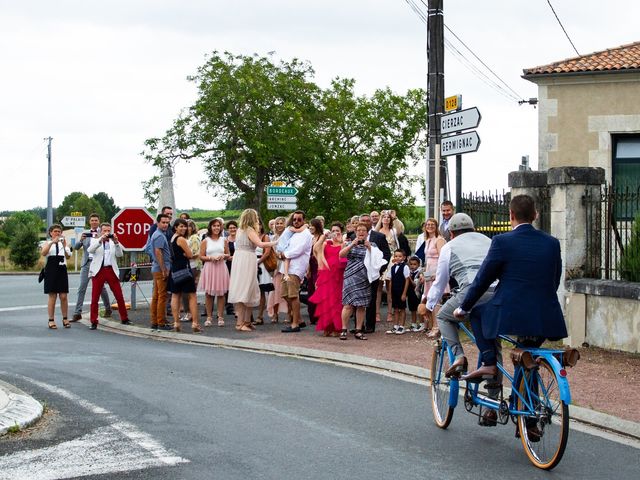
[429,196,578,470]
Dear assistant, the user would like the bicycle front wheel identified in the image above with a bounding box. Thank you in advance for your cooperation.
[430,341,455,428]
[516,359,569,470]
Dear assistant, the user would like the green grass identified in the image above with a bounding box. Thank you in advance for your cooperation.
[7,423,20,434]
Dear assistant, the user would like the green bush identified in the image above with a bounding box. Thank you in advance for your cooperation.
[619,214,640,282]
[8,227,40,270]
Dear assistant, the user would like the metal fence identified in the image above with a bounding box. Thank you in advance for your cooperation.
[584,185,640,281]
[461,188,551,238]
[461,190,511,238]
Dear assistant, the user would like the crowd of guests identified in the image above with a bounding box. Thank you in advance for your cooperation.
[41,201,459,343]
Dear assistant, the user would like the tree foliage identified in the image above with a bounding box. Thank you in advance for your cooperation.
[9,227,40,270]
[91,192,119,221]
[2,212,43,238]
[143,51,428,222]
[56,192,105,225]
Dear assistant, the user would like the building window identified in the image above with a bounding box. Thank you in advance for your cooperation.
[612,135,640,220]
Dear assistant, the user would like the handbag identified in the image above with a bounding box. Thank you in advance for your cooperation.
[171,267,193,285]
[262,248,278,273]
[38,268,46,283]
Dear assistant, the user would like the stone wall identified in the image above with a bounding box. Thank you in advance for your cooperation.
[565,279,640,353]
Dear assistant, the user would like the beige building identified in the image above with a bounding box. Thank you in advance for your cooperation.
[522,42,640,192]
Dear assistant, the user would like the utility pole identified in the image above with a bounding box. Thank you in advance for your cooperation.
[45,137,53,228]
[426,0,445,220]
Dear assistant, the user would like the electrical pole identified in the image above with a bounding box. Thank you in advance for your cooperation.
[426,0,445,220]
[46,137,53,228]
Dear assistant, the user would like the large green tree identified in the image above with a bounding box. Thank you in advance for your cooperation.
[143,51,428,222]
[144,51,321,214]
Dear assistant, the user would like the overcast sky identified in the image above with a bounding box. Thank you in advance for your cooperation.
[1,0,638,214]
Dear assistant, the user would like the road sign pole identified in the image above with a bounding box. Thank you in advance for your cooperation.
[456,154,462,211]
[131,252,137,310]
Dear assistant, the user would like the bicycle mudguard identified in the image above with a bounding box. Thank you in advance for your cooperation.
[533,351,572,404]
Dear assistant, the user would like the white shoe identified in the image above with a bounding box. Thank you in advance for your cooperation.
[412,323,426,333]
[386,325,399,334]
[395,326,406,335]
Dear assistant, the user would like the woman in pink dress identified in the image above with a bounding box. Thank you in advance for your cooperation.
[198,219,230,327]
[309,222,347,336]
[420,217,446,338]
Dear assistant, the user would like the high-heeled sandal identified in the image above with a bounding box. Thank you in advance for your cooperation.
[48,319,57,329]
[62,318,71,328]
[252,317,264,325]
[339,329,348,340]
[217,317,225,327]
[204,317,213,327]
[174,323,181,332]
[192,324,202,333]
[238,325,253,332]
[354,329,367,340]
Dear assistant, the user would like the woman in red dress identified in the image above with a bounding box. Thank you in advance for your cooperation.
[309,222,347,336]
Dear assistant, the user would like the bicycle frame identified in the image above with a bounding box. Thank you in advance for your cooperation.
[438,323,572,416]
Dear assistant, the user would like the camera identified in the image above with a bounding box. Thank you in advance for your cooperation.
[107,233,114,239]
[357,239,365,245]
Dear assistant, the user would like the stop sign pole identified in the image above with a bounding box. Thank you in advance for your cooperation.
[112,207,155,310]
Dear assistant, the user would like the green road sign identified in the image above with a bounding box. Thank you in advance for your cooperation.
[266,186,298,196]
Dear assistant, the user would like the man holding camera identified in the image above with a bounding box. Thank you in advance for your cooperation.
[71,213,111,321]
[87,222,131,329]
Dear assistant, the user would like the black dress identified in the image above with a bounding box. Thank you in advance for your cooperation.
[43,241,69,294]
[171,237,196,294]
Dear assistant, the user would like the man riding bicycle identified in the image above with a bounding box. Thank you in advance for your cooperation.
[425,213,494,378]
[454,195,568,429]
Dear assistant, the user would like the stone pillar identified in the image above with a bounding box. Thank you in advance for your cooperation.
[508,170,548,230]
[547,167,604,344]
[158,165,176,215]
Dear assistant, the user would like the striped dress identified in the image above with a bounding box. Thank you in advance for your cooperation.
[341,243,371,307]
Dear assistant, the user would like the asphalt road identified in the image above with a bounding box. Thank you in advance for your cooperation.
[0,275,639,479]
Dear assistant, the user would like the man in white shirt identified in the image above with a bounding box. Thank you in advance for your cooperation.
[279,211,313,333]
[87,223,131,330]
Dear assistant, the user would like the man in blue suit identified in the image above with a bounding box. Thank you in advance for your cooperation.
[455,194,568,382]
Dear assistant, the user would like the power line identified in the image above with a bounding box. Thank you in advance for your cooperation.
[402,0,528,104]
[545,0,580,56]
[443,24,523,101]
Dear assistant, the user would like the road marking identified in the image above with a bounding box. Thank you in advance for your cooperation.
[0,374,188,479]
[0,301,95,312]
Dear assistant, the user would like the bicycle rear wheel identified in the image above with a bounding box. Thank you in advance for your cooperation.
[516,359,569,470]
[430,341,455,428]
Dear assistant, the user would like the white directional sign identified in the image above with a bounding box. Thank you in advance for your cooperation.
[267,203,298,211]
[61,216,86,227]
[441,131,481,156]
[267,196,297,203]
[441,107,481,135]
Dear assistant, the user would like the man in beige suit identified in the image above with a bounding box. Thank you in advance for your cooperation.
[88,223,131,330]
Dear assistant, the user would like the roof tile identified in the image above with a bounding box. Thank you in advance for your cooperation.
[523,41,640,76]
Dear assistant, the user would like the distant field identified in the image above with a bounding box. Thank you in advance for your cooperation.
[181,210,242,223]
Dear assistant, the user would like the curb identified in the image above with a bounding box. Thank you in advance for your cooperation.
[94,317,640,442]
[0,379,44,436]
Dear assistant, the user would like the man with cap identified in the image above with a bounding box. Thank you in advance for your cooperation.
[425,212,493,378]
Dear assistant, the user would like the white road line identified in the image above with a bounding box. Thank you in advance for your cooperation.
[0,374,188,479]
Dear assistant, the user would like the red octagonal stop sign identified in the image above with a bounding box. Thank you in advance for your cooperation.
[112,207,155,251]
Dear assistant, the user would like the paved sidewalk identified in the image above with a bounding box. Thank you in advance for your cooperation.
[80,308,640,442]
[0,380,43,436]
